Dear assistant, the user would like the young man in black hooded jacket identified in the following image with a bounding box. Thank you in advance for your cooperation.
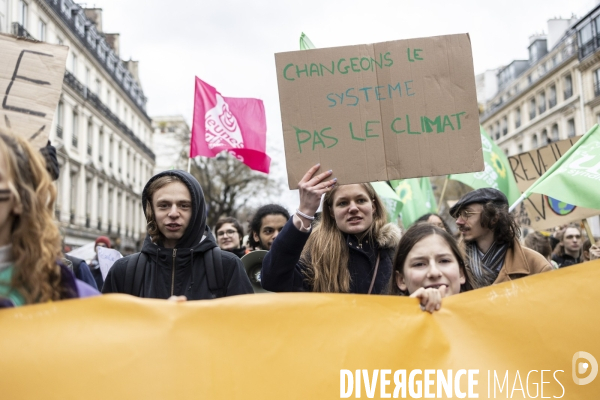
[102,170,253,299]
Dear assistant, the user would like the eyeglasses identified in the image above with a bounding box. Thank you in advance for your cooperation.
[217,229,237,237]
[456,210,481,220]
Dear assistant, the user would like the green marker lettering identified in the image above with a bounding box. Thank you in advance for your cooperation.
[309,63,320,77]
[294,126,312,153]
[312,129,326,150]
[320,127,338,148]
[338,58,349,74]
[295,64,309,78]
[320,62,335,76]
[406,115,420,134]
[407,48,414,62]
[414,49,423,60]
[383,52,393,67]
[349,122,366,141]
[360,57,371,71]
[391,118,405,134]
[442,115,455,131]
[452,112,466,129]
[283,63,295,81]
[365,121,380,138]
[422,116,442,133]
[349,57,361,72]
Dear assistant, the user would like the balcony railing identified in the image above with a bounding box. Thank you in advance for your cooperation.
[56,125,63,139]
[63,70,155,161]
[44,0,150,121]
[11,22,35,40]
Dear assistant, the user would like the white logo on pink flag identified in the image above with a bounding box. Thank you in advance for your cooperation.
[205,94,245,150]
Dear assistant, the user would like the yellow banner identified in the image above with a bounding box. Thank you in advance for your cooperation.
[2,261,600,399]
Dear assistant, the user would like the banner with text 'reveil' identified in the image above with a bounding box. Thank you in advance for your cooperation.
[508,136,599,230]
[2,262,600,399]
[275,34,483,189]
[0,34,68,148]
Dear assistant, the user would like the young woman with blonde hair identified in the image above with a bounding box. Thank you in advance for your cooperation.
[0,132,98,307]
[261,165,401,294]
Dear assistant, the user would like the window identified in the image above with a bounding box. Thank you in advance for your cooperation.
[502,117,508,136]
[515,107,521,129]
[551,124,559,142]
[109,138,113,168]
[71,53,78,77]
[594,69,600,97]
[57,36,63,46]
[116,99,120,117]
[38,19,46,41]
[72,112,79,148]
[541,129,548,146]
[56,101,64,138]
[87,119,93,156]
[538,91,546,114]
[529,98,536,120]
[564,75,573,99]
[532,134,538,148]
[18,1,28,28]
[495,122,500,140]
[567,119,576,137]
[518,144,523,153]
[98,129,104,162]
[96,78,102,96]
[106,89,111,108]
[578,23,594,58]
[549,85,556,108]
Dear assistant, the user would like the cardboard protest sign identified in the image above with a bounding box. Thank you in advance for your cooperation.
[275,34,483,189]
[0,34,68,148]
[97,246,123,280]
[508,137,599,230]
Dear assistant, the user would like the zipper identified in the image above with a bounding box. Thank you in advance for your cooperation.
[171,248,177,296]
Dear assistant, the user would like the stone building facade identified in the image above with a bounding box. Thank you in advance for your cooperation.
[2,0,156,253]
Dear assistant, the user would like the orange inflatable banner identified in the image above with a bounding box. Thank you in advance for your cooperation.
[1,261,600,399]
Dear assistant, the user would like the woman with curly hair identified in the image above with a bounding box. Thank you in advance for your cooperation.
[261,164,401,294]
[0,132,98,307]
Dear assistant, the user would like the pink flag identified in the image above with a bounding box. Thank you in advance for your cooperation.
[190,77,271,173]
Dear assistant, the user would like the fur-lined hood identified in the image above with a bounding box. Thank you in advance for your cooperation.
[376,223,402,249]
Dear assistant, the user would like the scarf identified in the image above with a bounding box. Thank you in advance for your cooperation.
[466,241,508,289]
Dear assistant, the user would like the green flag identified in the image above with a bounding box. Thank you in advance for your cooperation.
[371,181,403,223]
[390,178,437,228]
[513,124,600,211]
[449,126,521,204]
[299,32,316,50]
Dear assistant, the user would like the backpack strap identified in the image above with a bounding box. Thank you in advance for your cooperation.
[124,253,147,296]
[203,247,226,298]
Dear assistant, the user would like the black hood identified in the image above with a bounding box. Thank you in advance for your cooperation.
[141,170,208,249]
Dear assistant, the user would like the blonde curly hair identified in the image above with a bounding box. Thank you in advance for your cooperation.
[0,132,66,303]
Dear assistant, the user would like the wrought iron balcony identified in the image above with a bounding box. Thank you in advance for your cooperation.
[12,22,35,40]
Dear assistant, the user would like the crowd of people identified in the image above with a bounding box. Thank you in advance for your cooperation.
[1,131,599,311]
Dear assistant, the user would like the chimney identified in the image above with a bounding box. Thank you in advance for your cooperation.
[104,33,120,57]
[547,18,572,50]
[83,8,103,32]
[124,59,141,85]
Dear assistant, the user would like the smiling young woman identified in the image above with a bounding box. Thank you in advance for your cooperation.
[261,164,401,294]
[388,223,472,312]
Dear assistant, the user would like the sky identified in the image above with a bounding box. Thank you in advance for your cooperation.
[92,0,596,208]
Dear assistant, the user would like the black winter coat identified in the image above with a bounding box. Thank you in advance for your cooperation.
[102,170,253,299]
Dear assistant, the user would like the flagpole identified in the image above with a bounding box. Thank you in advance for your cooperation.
[509,192,528,213]
[437,176,449,211]
[583,219,595,243]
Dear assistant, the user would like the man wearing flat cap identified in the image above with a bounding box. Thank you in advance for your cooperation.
[450,188,552,289]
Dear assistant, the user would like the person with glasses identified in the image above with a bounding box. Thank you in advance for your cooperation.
[552,225,583,268]
[215,217,246,258]
[450,188,551,289]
